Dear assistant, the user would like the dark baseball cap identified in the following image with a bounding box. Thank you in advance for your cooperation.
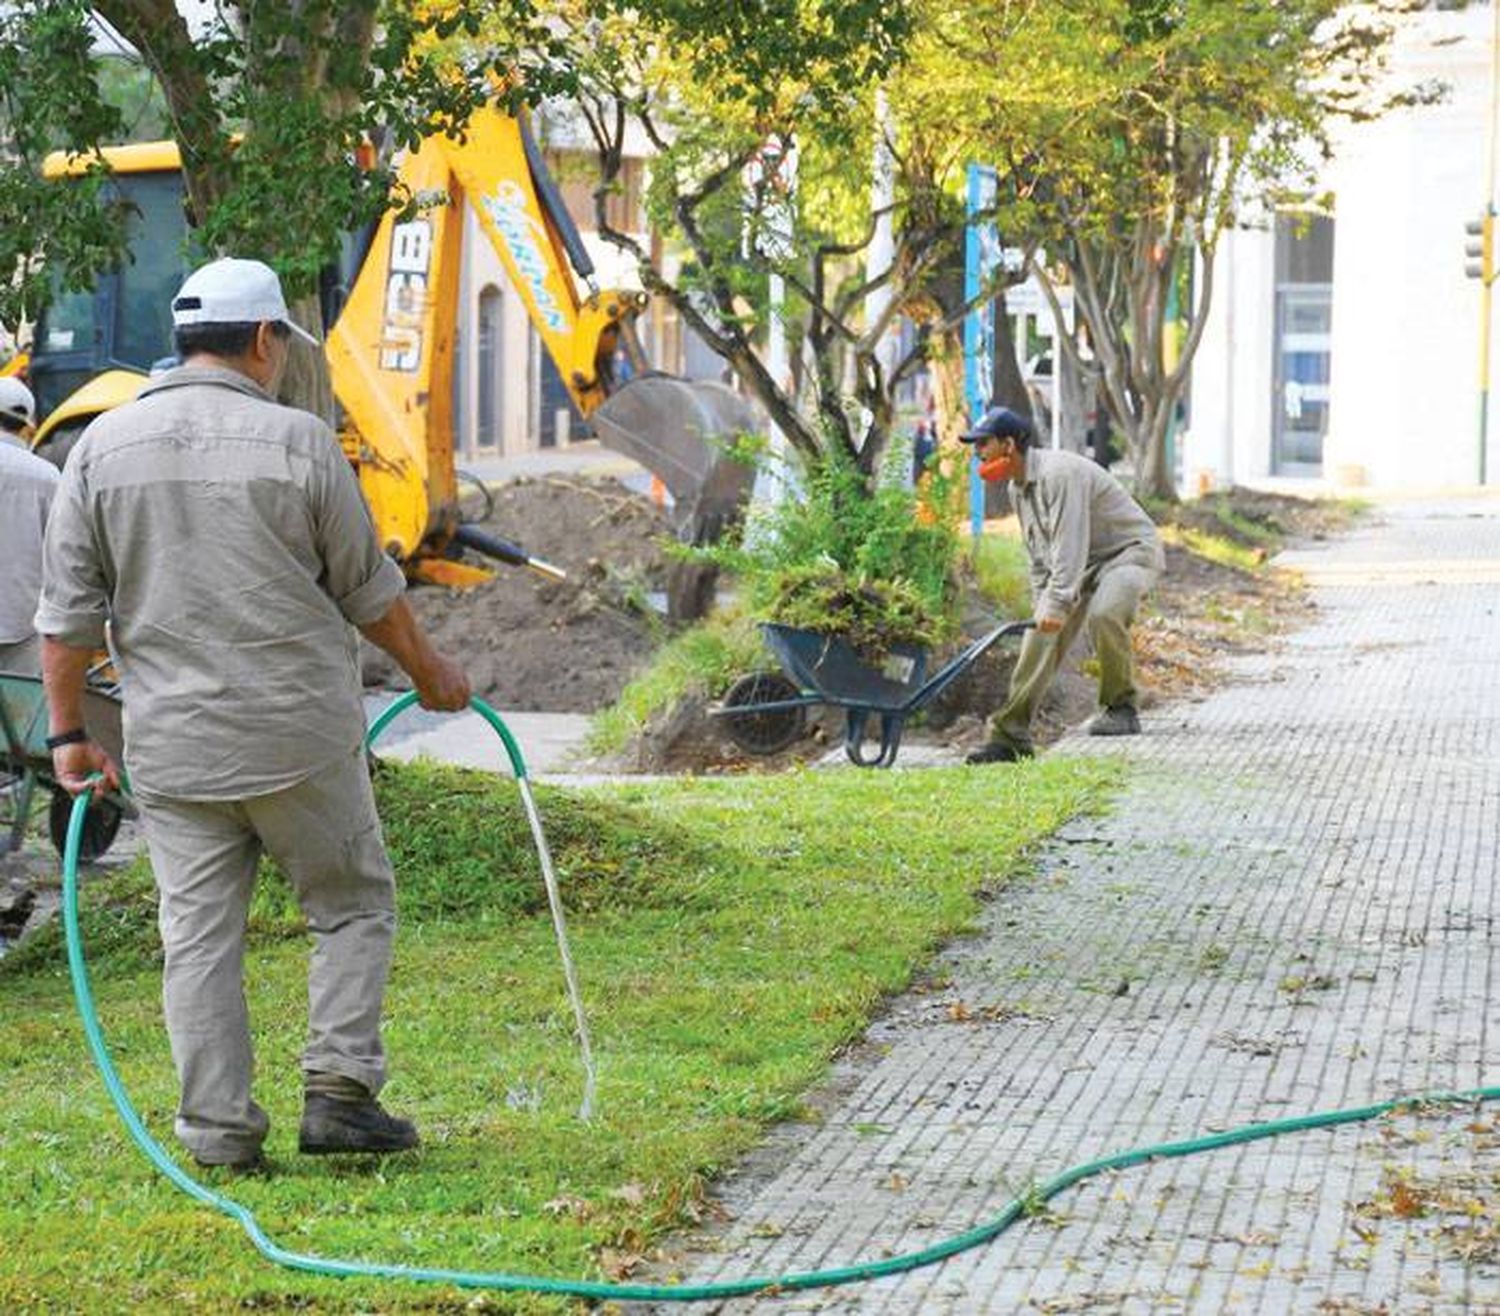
[960,406,1033,445]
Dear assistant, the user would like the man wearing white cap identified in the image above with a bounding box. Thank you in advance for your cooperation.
[0,375,57,677]
[36,257,469,1169]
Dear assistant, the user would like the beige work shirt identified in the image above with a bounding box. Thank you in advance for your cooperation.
[35,365,405,799]
[0,433,59,647]
[1011,448,1164,624]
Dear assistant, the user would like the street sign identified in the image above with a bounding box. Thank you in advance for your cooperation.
[1006,277,1074,325]
[965,165,1000,540]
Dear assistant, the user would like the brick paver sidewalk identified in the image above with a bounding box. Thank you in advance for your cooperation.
[657,499,1500,1314]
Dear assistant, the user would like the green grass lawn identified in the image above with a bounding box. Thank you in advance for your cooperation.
[0,756,1112,1313]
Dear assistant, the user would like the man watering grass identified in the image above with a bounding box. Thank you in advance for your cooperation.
[962,406,1163,765]
[0,376,56,677]
[34,258,470,1170]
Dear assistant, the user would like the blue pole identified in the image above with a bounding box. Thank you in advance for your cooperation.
[964,165,999,541]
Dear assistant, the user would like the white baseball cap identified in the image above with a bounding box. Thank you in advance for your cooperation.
[171,257,321,346]
[0,375,35,429]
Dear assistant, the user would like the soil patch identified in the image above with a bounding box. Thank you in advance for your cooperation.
[1137,489,1340,704]
[361,475,672,713]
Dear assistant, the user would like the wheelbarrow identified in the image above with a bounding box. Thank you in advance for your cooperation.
[0,669,131,861]
[714,619,1034,768]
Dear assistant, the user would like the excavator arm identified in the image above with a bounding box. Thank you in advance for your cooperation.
[327,106,758,592]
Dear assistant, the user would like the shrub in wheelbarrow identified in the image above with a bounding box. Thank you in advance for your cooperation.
[693,453,973,760]
[763,563,956,662]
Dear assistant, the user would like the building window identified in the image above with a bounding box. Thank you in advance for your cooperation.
[477,285,502,449]
[1272,212,1335,476]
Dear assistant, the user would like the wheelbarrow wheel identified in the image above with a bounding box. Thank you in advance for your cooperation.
[721,673,807,756]
[48,789,123,864]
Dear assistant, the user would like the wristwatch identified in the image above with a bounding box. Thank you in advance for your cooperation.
[45,727,89,750]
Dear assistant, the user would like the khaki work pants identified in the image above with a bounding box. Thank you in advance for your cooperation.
[137,749,396,1163]
[989,547,1161,752]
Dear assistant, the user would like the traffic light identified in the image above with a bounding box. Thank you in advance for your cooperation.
[1465,211,1494,284]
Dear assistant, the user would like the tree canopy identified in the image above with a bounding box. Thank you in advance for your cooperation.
[0,0,580,327]
[913,0,1415,496]
[2,0,1417,499]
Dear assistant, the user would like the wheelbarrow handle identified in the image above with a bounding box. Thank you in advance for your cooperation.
[907,618,1036,716]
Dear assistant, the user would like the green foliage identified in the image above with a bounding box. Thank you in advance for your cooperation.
[763,563,948,657]
[0,0,582,323]
[969,534,1034,619]
[538,0,955,477]
[588,611,765,754]
[0,755,1114,1310]
[623,0,912,124]
[710,450,964,654]
[905,0,1406,496]
[95,54,171,143]
[0,3,131,323]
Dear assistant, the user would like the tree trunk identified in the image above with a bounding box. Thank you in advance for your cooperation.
[926,325,967,447]
[665,561,720,623]
[1138,405,1177,502]
[988,289,1032,425]
[664,507,724,623]
[277,292,336,423]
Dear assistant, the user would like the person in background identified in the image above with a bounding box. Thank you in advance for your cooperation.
[36,257,470,1170]
[911,418,937,485]
[960,405,1163,764]
[0,376,57,677]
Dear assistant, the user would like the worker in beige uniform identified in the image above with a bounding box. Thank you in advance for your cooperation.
[36,258,470,1169]
[961,406,1164,765]
[0,377,57,677]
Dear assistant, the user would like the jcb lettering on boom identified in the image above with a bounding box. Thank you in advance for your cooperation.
[481,182,568,334]
[379,220,433,371]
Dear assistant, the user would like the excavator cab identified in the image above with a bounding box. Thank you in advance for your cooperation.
[28,144,189,467]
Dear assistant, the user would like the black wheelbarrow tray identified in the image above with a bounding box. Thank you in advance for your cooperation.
[713,618,1034,768]
[0,669,132,860]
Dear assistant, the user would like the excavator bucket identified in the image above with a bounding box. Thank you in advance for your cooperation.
[590,376,760,543]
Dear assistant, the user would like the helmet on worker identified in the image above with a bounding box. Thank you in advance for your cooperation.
[0,375,36,438]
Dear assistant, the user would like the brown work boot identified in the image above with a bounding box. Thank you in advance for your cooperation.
[299,1093,419,1155]
[1087,704,1141,737]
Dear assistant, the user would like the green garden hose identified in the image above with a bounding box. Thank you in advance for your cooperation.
[366,693,596,1119]
[60,701,1500,1302]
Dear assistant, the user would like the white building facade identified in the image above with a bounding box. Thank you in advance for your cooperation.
[1183,2,1496,494]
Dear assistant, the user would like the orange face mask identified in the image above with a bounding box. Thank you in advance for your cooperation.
[978,453,1019,483]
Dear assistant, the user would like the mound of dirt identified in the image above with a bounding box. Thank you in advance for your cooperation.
[361,475,673,713]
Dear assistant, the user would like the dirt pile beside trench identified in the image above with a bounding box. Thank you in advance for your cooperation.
[362,475,673,713]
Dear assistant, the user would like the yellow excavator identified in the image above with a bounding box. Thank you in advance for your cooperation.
[25,109,756,608]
